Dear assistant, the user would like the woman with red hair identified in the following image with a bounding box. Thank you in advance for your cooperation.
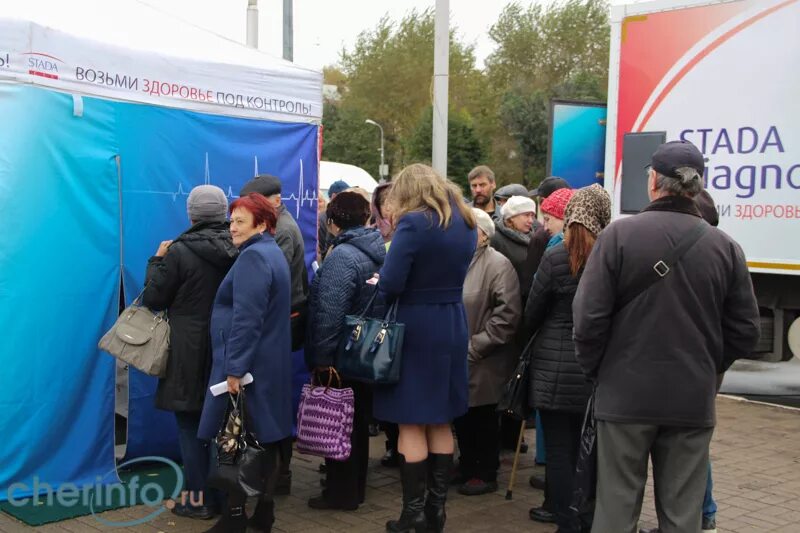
[198,193,293,533]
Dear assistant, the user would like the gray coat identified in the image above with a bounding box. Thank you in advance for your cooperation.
[275,204,308,311]
[573,195,760,428]
[463,245,521,407]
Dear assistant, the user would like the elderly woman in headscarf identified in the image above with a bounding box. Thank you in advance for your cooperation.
[453,209,521,496]
[522,184,611,533]
[142,185,238,520]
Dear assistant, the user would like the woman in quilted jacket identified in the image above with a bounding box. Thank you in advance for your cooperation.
[305,191,387,511]
[522,184,611,533]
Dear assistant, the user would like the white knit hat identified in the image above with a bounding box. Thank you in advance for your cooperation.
[472,208,495,239]
[501,195,537,220]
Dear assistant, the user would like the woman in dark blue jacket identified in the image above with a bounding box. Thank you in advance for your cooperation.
[198,193,292,533]
[305,191,386,511]
[373,164,477,533]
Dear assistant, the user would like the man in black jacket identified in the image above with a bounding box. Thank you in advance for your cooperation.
[573,141,760,533]
[240,174,310,497]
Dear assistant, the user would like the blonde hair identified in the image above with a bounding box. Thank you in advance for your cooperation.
[388,164,476,230]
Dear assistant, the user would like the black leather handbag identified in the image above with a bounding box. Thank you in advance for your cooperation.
[334,289,405,384]
[207,388,266,497]
[496,333,538,421]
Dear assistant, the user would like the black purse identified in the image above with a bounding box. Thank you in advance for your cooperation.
[570,391,597,516]
[207,388,266,497]
[496,333,538,420]
[334,289,405,384]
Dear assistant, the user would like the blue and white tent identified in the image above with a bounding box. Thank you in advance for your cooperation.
[0,0,321,501]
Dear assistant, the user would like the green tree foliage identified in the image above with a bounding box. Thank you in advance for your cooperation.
[405,106,485,192]
[322,101,381,177]
[486,0,610,186]
[321,1,610,187]
[322,9,485,179]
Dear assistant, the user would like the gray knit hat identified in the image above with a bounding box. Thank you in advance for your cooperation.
[187,185,228,223]
[563,184,611,236]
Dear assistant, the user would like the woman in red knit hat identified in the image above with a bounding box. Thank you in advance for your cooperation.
[540,187,575,249]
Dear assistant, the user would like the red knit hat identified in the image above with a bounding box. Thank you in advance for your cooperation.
[540,187,574,220]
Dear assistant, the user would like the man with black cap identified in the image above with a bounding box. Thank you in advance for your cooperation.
[529,176,570,200]
[240,174,309,496]
[572,141,760,533]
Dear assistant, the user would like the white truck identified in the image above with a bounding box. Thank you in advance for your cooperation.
[605,0,800,361]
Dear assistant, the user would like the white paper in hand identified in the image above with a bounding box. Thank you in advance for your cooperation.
[209,372,254,396]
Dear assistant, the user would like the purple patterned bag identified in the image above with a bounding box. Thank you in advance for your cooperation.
[295,369,355,461]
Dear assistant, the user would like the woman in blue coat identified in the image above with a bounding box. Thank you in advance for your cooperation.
[373,164,477,533]
[198,193,292,533]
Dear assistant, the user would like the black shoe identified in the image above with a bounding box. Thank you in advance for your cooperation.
[382,447,401,468]
[702,516,717,532]
[529,507,556,523]
[424,453,452,533]
[247,500,275,533]
[457,478,498,496]
[171,503,217,520]
[386,459,428,533]
[529,474,546,490]
[274,470,291,495]
[519,442,529,453]
[308,495,358,511]
[203,506,247,533]
[369,423,381,437]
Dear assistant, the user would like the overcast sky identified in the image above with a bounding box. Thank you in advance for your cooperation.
[144,0,512,70]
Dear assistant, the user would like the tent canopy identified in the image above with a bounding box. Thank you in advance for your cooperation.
[0,0,322,122]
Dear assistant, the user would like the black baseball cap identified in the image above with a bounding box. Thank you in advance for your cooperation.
[650,141,705,178]
[529,176,570,198]
[240,174,282,197]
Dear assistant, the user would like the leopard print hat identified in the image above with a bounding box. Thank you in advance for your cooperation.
[563,184,611,236]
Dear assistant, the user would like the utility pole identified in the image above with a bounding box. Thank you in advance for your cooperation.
[432,0,449,177]
[246,0,258,49]
[283,0,294,61]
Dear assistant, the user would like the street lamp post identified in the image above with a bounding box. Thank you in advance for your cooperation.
[365,119,388,182]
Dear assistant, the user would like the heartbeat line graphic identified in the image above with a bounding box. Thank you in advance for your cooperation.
[124,152,317,218]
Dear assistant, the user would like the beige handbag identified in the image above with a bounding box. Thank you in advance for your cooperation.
[98,291,170,377]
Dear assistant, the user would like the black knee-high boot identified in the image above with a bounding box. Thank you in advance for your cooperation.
[386,459,427,533]
[247,499,275,533]
[425,453,452,532]
[203,497,247,533]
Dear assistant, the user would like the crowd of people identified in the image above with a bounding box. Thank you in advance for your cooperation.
[141,139,760,533]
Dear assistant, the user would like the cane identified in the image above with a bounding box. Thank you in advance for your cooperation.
[505,418,527,500]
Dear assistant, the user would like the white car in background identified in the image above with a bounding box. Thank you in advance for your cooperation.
[319,161,379,199]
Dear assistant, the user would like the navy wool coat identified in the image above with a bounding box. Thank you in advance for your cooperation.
[198,233,293,444]
[372,208,477,424]
[305,226,387,368]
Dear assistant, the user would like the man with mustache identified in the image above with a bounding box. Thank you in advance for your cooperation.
[467,166,498,221]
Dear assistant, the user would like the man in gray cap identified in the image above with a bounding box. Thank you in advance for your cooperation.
[494,184,530,213]
[573,140,759,533]
[240,174,309,497]
[240,174,309,349]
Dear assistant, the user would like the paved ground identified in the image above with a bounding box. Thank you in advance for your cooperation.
[1,396,799,532]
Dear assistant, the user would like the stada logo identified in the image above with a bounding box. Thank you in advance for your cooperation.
[0,53,9,68]
[24,52,63,79]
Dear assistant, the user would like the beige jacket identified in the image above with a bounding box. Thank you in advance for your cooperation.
[463,244,522,407]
